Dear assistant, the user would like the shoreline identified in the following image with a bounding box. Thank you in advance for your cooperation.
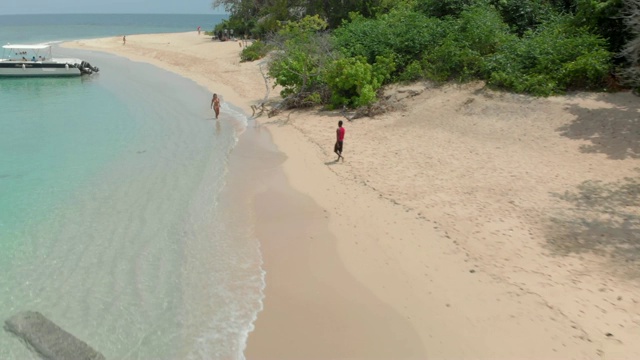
[64,32,640,359]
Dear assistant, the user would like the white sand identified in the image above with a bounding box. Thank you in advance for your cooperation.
[65,32,640,359]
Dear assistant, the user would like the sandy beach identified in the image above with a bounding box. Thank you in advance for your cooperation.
[65,32,640,359]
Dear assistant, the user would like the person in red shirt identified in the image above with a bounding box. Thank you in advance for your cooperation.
[334,120,345,161]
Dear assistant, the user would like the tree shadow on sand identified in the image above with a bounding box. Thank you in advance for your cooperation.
[547,174,640,278]
[557,94,640,160]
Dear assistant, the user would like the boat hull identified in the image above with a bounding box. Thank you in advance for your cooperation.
[0,61,83,77]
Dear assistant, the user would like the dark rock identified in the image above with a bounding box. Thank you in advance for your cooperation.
[4,311,105,360]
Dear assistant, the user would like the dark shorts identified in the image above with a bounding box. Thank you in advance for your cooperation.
[334,140,343,153]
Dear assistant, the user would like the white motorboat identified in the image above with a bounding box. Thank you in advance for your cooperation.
[0,43,99,77]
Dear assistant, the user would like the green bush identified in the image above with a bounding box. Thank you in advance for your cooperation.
[334,4,512,83]
[398,60,424,82]
[572,0,628,54]
[484,16,612,95]
[424,39,484,81]
[559,50,612,89]
[489,71,559,94]
[240,40,272,62]
[414,0,478,17]
[333,10,448,78]
[267,16,334,99]
[324,55,396,108]
[456,4,511,55]
[214,17,255,40]
[257,0,616,109]
[490,0,554,35]
[422,4,510,81]
[269,47,324,98]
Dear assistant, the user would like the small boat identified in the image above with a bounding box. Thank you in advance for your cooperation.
[0,43,99,77]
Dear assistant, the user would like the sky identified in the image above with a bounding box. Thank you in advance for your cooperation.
[0,0,226,15]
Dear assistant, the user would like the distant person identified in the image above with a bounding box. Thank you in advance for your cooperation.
[122,35,126,45]
[334,120,345,161]
[31,56,36,61]
[197,26,201,35]
[211,93,221,119]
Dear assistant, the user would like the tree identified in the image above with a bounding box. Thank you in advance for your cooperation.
[414,0,477,17]
[213,0,385,35]
[317,0,382,28]
[618,0,640,89]
[212,0,293,35]
[490,0,554,35]
[573,0,628,54]
[267,16,337,105]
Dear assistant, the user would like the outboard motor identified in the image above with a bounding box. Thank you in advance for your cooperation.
[79,61,100,75]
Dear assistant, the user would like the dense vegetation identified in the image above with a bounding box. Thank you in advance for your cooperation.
[213,0,639,108]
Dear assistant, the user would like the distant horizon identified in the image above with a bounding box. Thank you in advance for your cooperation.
[0,0,226,16]
[0,12,227,16]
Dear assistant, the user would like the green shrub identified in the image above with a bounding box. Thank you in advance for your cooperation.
[572,0,628,54]
[489,71,558,94]
[398,60,424,82]
[240,40,272,62]
[424,39,484,81]
[333,10,448,78]
[334,4,511,83]
[258,0,614,108]
[304,92,323,105]
[490,0,554,35]
[414,0,478,17]
[422,4,510,81]
[484,16,612,95]
[267,16,335,98]
[560,50,612,89]
[456,4,511,55]
[324,55,396,108]
[279,14,328,35]
[269,47,323,97]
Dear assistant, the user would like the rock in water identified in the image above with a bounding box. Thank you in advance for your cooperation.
[4,311,105,360]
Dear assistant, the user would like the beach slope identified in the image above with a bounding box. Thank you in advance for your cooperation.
[65,33,640,359]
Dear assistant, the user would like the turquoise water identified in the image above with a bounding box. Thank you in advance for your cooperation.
[0,75,131,262]
[0,15,264,360]
[0,14,226,43]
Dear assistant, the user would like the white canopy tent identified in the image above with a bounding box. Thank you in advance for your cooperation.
[2,44,51,50]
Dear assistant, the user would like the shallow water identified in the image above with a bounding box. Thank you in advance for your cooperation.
[0,41,263,359]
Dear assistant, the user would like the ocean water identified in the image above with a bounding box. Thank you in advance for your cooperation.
[0,15,265,359]
[0,13,226,44]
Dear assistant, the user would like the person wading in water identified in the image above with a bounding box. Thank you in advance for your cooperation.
[211,93,221,119]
